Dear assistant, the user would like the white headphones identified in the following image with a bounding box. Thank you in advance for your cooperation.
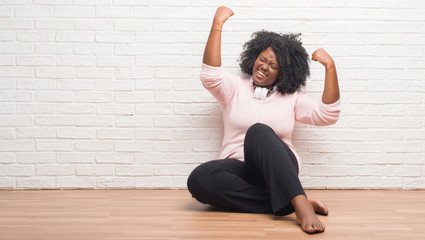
[251,78,277,100]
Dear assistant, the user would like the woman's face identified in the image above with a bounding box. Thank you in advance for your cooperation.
[252,46,280,88]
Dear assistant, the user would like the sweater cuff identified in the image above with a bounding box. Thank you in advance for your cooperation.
[319,98,341,111]
[201,63,223,76]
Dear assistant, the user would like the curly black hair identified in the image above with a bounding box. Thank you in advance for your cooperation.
[239,30,310,95]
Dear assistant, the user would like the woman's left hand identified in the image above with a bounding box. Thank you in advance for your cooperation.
[311,48,334,68]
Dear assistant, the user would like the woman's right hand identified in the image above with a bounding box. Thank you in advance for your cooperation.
[212,6,234,27]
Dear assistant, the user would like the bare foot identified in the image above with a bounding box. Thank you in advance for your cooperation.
[291,195,325,234]
[309,198,329,216]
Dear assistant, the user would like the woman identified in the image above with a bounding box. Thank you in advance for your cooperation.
[187,6,340,234]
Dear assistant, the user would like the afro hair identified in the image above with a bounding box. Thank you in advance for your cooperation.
[239,30,310,95]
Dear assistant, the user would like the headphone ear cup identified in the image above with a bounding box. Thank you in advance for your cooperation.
[260,87,268,100]
[254,87,262,99]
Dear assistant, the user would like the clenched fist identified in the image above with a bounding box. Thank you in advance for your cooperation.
[213,6,234,27]
[312,48,335,68]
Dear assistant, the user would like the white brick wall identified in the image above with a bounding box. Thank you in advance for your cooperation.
[1,0,424,190]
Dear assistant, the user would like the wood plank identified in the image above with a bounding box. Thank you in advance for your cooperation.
[0,190,425,239]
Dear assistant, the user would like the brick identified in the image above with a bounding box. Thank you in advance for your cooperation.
[36,67,75,79]
[96,153,133,164]
[115,44,153,55]
[75,116,113,126]
[35,0,73,5]
[114,141,153,152]
[74,44,113,55]
[56,103,95,114]
[154,44,192,55]
[403,178,425,189]
[76,92,113,103]
[35,19,73,30]
[115,116,153,127]
[327,177,365,189]
[96,104,134,115]
[15,6,53,17]
[97,56,134,67]
[114,20,150,31]
[75,140,113,151]
[96,6,132,17]
[95,32,134,43]
[134,104,173,115]
[385,165,421,177]
[35,116,73,126]
[57,177,96,189]
[115,165,153,176]
[136,79,173,91]
[57,152,95,163]
[135,176,173,189]
[76,164,114,176]
[0,153,15,163]
[17,178,56,189]
[134,153,173,164]
[136,56,173,67]
[0,19,32,29]
[75,19,112,30]
[31,165,71,178]
[116,68,154,79]
[300,177,327,189]
[95,80,134,91]
[0,128,15,139]
[0,178,15,189]
[0,116,33,127]
[57,80,94,90]
[57,127,96,139]
[153,164,197,176]
[36,43,73,54]
[36,140,74,151]
[135,129,172,141]
[76,68,114,79]
[115,92,153,103]
[16,153,55,164]
[56,31,94,43]
[17,56,55,66]
[0,165,33,176]
[0,103,15,114]
[136,32,173,43]
[97,128,133,139]
[0,67,34,78]
[57,56,95,67]
[54,6,94,17]
[113,0,150,6]
[363,177,403,189]
[17,128,55,139]
[35,91,75,102]
[97,177,134,189]
[74,0,110,5]
[0,91,32,102]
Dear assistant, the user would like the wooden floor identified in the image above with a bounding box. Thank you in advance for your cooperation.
[1,190,425,240]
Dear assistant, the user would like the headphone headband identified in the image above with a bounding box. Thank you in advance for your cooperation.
[250,78,277,100]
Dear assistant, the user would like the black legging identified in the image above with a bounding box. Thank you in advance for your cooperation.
[187,123,306,216]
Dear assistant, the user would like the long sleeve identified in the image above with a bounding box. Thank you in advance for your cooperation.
[200,63,238,109]
[294,91,341,126]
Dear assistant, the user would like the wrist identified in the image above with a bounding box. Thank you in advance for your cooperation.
[325,61,335,70]
[211,22,223,30]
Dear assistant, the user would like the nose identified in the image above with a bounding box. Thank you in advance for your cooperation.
[260,64,269,72]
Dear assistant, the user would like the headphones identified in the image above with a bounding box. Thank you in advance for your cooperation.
[251,78,277,100]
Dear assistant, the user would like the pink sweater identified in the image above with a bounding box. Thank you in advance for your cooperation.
[200,64,341,169]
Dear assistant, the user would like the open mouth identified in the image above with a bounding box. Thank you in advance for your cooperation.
[257,70,266,78]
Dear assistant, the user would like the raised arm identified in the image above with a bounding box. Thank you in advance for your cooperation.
[202,6,234,67]
[311,48,340,104]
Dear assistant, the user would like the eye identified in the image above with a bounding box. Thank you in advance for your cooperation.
[259,56,266,62]
[270,63,278,70]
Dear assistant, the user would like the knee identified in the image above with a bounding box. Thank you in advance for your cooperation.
[187,161,220,202]
[245,123,275,145]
